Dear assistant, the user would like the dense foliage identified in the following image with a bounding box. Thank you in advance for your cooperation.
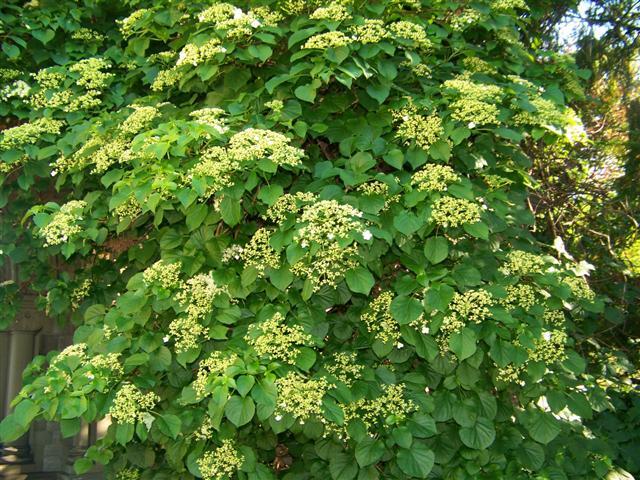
[0,0,634,479]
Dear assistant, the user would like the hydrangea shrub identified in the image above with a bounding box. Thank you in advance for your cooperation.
[0,0,616,478]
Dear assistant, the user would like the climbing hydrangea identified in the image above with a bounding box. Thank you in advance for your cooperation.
[343,384,416,434]
[142,260,182,289]
[393,102,444,150]
[109,383,160,424]
[0,118,65,151]
[430,196,482,227]
[240,228,280,276]
[197,440,244,480]
[38,200,87,246]
[361,291,400,344]
[500,250,548,276]
[275,372,330,423]
[228,128,304,167]
[245,312,312,363]
[193,351,239,398]
[411,164,460,192]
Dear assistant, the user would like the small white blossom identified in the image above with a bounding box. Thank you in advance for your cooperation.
[362,229,373,241]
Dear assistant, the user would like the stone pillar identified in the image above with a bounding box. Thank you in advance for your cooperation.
[1,330,36,464]
[61,421,91,479]
[0,331,10,418]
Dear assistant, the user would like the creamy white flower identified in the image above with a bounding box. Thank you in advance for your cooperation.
[362,229,373,241]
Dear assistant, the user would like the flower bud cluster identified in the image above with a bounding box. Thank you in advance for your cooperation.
[462,57,497,75]
[393,102,444,150]
[295,200,363,247]
[431,196,482,228]
[513,96,566,128]
[351,19,389,44]
[117,9,150,38]
[189,107,228,134]
[89,353,124,377]
[186,146,239,197]
[263,192,316,223]
[361,291,400,344]
[176,39,226,67]
[275,372,330,423]
[291,243,359,291]
[115,468,140,480]
[0,80,30,101]
[109,383,160,424]
[444,77,503,125]
[241,228,280,276]
[119,106,160,136]
[411,164,459,192]
[176,274,228,321]
[563,275,595,301]
[197,440,244,480]
[343,384,416,434]
[246,312,312,363]
[491,0,528,11]
[71,279,92,310]
[39,200,87,246]
[310,4,351,21]
[114,195,142,220]
[325,352,364,386]
[528,329,567,363]
[228,128,304,167]
[0,118,65,151]
[143,260,182,289]
[499,250,547,276]
[71,28,106,42]
[449,8,482,31]
[389,21,431,49]
[501,284,537,310]
[449,289,495,324]
[303,31,352,49]
[193,351,239,398]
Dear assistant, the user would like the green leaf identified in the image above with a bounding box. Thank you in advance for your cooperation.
[459,417,496,449]
[247,44,273,62]
[355,437,385,467]
[225,396,255,427]
[391,296,423,325]
[517,441,545,470]
[463,221,489,240]
[295,347,317,371]
[396,442,435,478]
[295,83,317,103]
[236,375,256,397]
[526,411,561,444]
[2,43,20,59]
[330,452,358,480]
[220,196,242,226]
[156,414,181,439]
[61,418,82,438]
[428,140,451,161]
[393,211,421,236]
[74,458,94,475]
[60,395,88,419]
[449,327,477,360]
[366,82,391,104]
[186,203,208,231]
[115,422,134,445]
[0,415,28,443]
[258,184,284,205]
[345,267,375,295]
[424,237,449,264]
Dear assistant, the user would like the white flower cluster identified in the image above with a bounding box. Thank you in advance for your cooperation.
[38,200,87,246]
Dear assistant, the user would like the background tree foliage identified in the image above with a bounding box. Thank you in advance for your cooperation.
[0,0,638,479]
